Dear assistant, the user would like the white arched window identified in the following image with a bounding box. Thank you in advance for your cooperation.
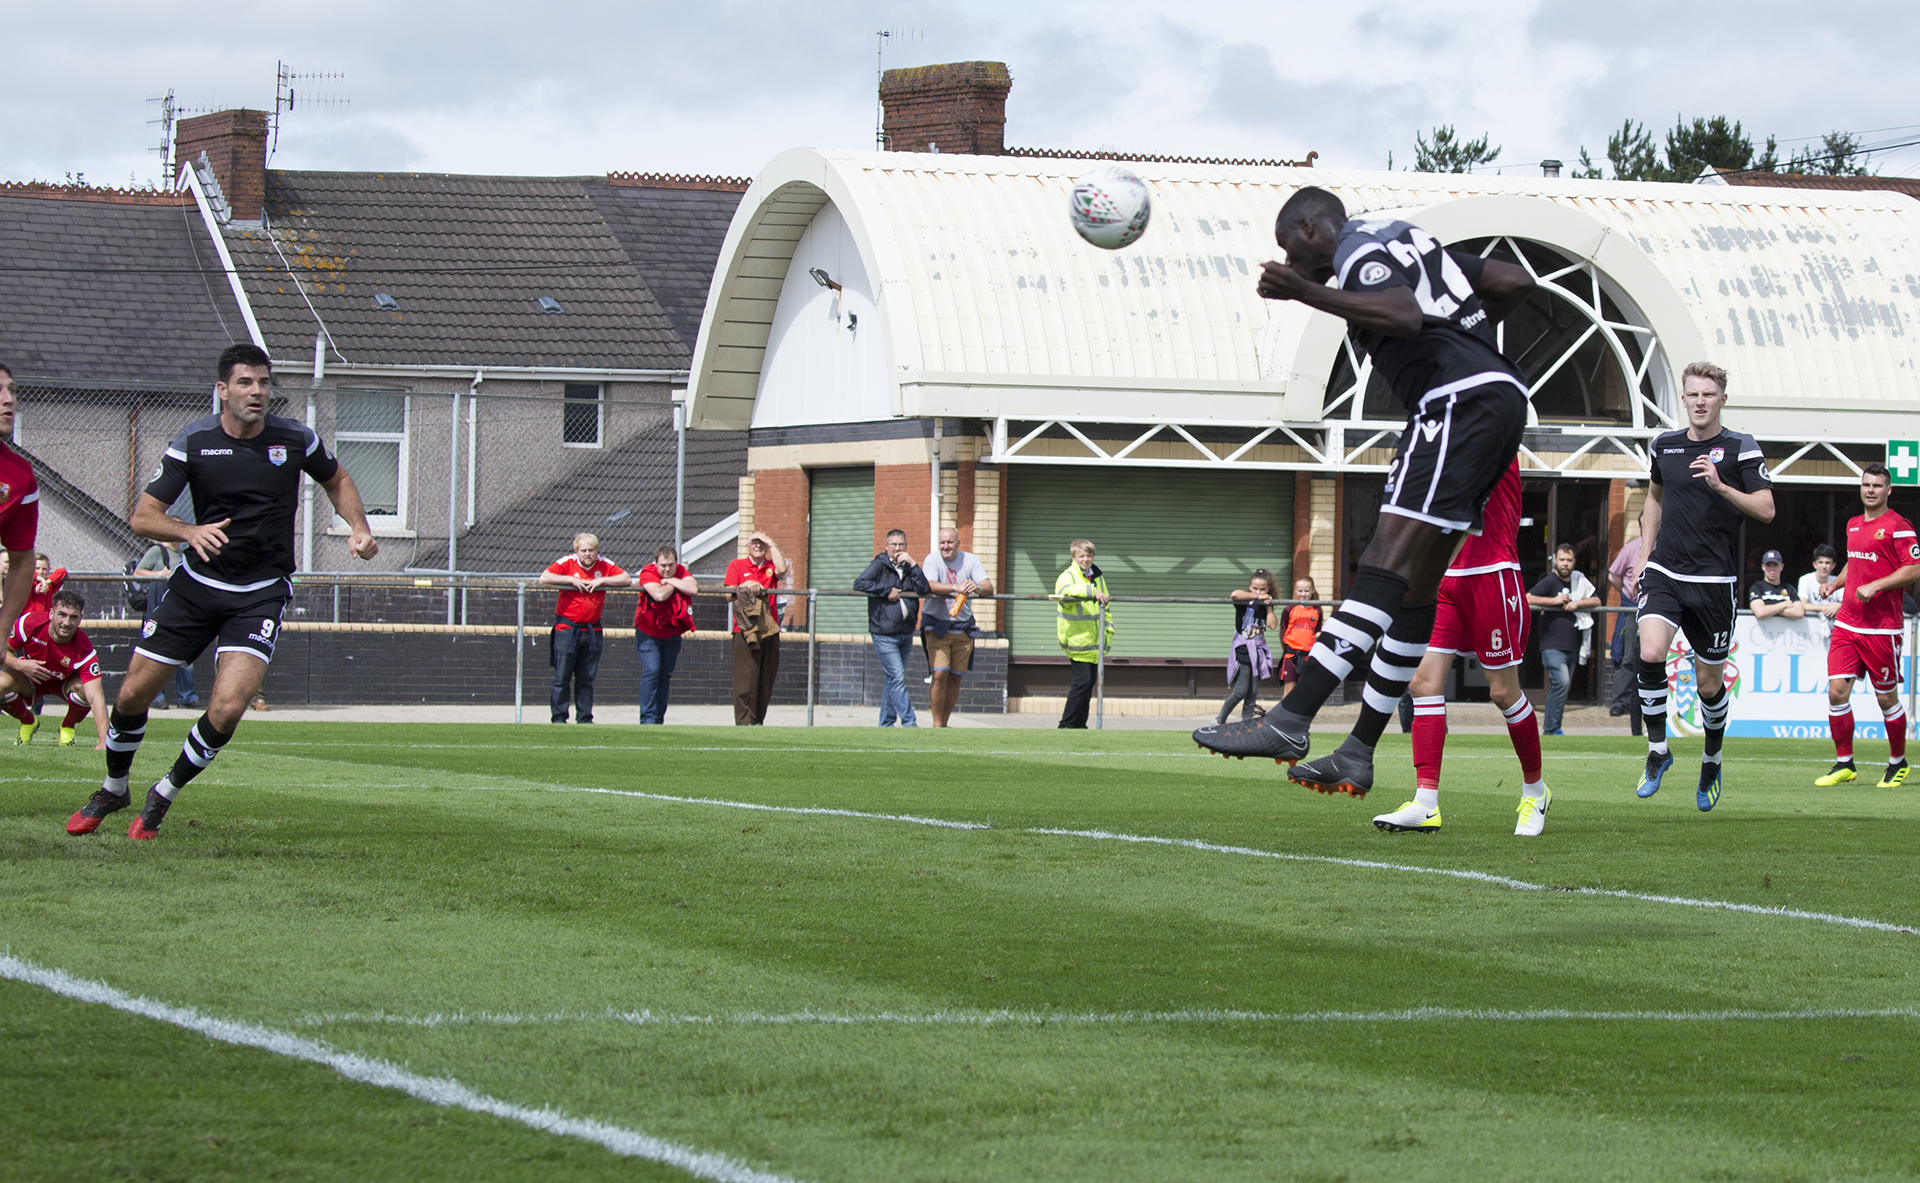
[1322,237,1674,431]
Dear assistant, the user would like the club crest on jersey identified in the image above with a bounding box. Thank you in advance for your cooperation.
[1358,261,1392,286]
[1708,447,1725,464]
[141,619,157,638]
[268,445,288,466]
[0,483,9,502]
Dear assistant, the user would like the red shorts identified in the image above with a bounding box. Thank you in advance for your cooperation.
[1430,568,1529,670]
[1828,626,1904,693]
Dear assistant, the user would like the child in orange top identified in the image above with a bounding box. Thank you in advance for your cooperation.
[1278,576,1323,695]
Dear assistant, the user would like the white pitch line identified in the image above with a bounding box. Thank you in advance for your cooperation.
[294,1004,1920,1029]
[1033,827,1920,935]
[471,783,1917,936]
[0,953,803,1183]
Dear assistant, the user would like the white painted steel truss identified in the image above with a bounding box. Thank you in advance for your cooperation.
[989,416,1882,486]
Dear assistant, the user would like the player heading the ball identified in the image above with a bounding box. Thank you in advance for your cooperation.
[1194,186,1536,783]
[66,343,380,840]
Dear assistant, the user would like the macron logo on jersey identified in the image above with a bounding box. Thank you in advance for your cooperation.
[198,448,233,456]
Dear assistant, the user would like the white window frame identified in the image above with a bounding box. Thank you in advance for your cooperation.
[333,388,411,532]
[562,383,604,449]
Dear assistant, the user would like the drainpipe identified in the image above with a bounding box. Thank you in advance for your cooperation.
[303,331,324,571]
[930,416,942,549]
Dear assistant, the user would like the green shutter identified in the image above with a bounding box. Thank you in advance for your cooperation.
[1006,467,1293,659]
[807,466,875,634]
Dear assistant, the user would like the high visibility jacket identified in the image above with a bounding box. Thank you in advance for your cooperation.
[1054,562,1114,663]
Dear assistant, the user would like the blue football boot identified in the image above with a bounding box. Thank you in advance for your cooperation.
[1697,762,1722,812]
[1636,750,1674,799]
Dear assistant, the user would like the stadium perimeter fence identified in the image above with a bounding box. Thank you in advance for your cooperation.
[51,573,1919,730]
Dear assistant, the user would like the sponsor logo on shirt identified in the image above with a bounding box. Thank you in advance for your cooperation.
[199,448,234,456]
[0,482,9,501]
[246,617,279,648]
[1358,261,1392,286]
[268,445,288,466]
[1459,307,1487,329]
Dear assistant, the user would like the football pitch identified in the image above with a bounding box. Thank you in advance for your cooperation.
[4,723,1918,1182]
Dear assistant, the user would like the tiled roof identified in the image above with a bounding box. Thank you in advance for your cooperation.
[1718,172,1920,198]
[225,171,688,370]
[415,413,746,573]
[0,192,246,385]
[582,180,744,350]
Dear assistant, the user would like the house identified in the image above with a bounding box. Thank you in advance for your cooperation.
[686,62,1920,713]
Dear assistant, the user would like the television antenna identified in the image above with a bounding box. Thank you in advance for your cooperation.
[271,61,349,160]
[875,27,923,150]
[147,90,177,183]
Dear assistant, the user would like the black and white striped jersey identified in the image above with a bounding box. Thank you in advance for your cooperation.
[1332,218,1523,409]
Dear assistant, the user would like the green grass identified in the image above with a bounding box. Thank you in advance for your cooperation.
[3,723,1919,1181]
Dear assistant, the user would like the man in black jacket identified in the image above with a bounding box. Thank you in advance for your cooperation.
[855,529,931,727]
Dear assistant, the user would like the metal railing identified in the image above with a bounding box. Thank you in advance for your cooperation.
[51,572,1920,730]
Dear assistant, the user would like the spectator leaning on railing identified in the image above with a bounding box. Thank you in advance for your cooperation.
[634,544,698,725]
[856,529,931,728]
[1800,544,1844,620]
[1749,550,1804,622]
[725,531,790,726]
[1053,539,1113,730]
[539,532,630,725]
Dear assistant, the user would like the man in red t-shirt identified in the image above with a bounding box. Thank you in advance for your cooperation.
[1817,464,1920,789]
[3,590,107,748]
[538,532,629,723]
[724,531,790,725]
[26,553,65,617]
[0,363,42,675]
[634,544,699,724]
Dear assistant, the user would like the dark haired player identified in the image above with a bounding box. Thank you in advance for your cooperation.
[67,343,379,840]
[0,361,42,663]
[1815,463,1919,789]
[3,590,106,748]
[1195,186,1536,783]
[1629,361,1774,811]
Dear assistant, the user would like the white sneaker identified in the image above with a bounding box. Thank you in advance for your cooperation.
[1372,801,1441,832]
[1514,785,1551,837]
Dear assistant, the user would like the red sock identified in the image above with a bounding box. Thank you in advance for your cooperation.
[1,695,33,725]
[1410,695,1446,789]
[1887,702,1907,762]
[1830,704,1855,761]
[62,701,89,729]
[1502,697,1543,783]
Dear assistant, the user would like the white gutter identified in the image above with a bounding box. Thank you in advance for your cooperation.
[680,512,741,567]
[269,361,688,383]
[180,162,266,351]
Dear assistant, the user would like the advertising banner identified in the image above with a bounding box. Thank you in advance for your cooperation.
[1663,614,1916,739]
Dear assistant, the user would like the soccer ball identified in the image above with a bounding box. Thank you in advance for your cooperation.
[1068,166,1151,250]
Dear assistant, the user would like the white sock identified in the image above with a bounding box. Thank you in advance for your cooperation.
[1649,740,1670,756]
[152,776,179,801]
[102,775,129,797]
[1523,778,1546,797]
[1414,787,1439,810]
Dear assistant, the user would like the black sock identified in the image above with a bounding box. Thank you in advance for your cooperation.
[1280,566,1410,721]
[158,714,235,799]
[1638,658,1668,752]
[1699,685,1729,762]
[1349,600,1436,750]
[104,708,149,783]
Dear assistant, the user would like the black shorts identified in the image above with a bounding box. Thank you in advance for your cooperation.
[1381,375,1529,532]
[136,572,291,667]
[1637,568,1737,664]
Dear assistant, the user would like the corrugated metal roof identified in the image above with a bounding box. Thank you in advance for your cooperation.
[690,149,1920,433]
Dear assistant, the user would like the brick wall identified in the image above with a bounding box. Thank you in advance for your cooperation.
[879,62,1012,155]
[82,624,1006,714]
[972,466,1004,631]
[748,467,810,624]
[175,109,268,221]
[873,463,932,556]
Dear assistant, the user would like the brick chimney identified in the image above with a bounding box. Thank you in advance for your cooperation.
[175,109,270,223]
[880,62,1011,155]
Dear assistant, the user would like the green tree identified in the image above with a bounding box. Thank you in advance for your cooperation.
[1665,115,1753,180]
[1789,131,1871,176]
[1605,119,1669,181]
[1572,147,1604,180]
[1413,125,1500,173]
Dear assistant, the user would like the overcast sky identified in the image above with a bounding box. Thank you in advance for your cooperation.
[10,0,1919,188]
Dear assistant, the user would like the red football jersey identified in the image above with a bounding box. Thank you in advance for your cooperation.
[1836,509,1919,635]
[26,567,65,617]
[0,442,39,553]
[1446,460,1522,575]
[546,555,625,624]
[9,610,101,684]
